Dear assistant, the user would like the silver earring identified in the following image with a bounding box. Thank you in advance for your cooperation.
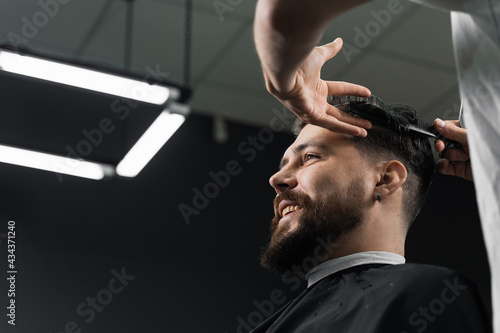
[377,193,382,202]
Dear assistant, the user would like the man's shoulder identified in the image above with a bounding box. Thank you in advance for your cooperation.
[335,262,469,283]
[315,263,492,332]
[361,262,477,294]
[252,263,492,333]
[380,262,467,280]
[314,262,484,312]
[310,262,476,305]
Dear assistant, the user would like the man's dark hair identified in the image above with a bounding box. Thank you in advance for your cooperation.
[292,95,435,228]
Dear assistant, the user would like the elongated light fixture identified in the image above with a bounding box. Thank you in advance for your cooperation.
[116,103,189,177]
[0,144,114,180]
[0,50,174,105]
[0,49,188,179]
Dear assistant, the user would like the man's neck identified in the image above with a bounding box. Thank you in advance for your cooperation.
[317,221,406,264]
[305,251,406,287]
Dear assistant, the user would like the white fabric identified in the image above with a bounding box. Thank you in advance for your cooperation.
[410,0,500,331]
[305,251,405,287]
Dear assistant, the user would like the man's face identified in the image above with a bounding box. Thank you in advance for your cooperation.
[260,124,372,273]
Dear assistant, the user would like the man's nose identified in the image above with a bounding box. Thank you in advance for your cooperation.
[269,168,298,194]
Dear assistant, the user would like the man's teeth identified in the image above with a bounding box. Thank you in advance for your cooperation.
[282,205,300,217]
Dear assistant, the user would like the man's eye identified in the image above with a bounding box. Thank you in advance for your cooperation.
[305,153,319,161]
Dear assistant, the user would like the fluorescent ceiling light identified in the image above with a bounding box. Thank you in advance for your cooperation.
[0,51,189,180]
[0,144,113,180]
[0,50,172,105]
[116,110,186,178]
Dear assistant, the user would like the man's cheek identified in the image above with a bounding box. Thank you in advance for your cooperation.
[307,183,335,202]
[303,171,335,194]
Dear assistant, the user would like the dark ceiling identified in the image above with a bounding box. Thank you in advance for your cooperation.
[0,0,460,127]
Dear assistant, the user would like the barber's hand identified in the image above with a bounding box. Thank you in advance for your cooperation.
[433,118,473,181]
[270,38,372,137]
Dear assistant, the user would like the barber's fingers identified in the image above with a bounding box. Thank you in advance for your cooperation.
[434,139,445,153]
[442,147,470,161]
[436,158,473,181]
[319,39,371,97]
[319,38,344,62]
[435,140,469,161]
[325,80,371,97]
[307,106,369,137]
[326,104,371,129]
[433,119,468,150]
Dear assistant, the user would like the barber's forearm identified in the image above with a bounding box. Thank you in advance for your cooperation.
[254,0,371,97]
[254,0,328,97]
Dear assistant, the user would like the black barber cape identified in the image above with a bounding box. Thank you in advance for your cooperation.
[251,263,492,333]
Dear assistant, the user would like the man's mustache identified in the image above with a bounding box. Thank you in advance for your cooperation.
[273,191,311,214]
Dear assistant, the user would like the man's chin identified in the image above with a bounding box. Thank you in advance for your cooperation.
[270,210,303,242]
[260,219,319,274]
[269,223,295,248]
[277,210,302,229]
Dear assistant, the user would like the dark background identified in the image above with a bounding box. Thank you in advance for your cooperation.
[0,73,490,332]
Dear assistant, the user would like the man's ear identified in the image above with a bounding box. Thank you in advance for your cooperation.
[374,160,407,199]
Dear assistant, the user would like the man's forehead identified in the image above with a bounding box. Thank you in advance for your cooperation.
[280,124,351,166]
[297,123,335,140]
[287,124,341,152]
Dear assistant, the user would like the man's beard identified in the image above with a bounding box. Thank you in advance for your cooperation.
[260,177,365,274]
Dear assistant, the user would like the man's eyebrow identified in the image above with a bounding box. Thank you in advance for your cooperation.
[279,141,329,169]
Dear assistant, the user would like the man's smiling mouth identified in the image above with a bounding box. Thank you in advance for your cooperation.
[282,205,301,217]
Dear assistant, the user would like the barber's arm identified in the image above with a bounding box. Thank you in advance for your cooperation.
[253,0,373,136]
[433,118,473,181]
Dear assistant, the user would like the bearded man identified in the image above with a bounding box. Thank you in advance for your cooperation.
[253,95,491,333]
